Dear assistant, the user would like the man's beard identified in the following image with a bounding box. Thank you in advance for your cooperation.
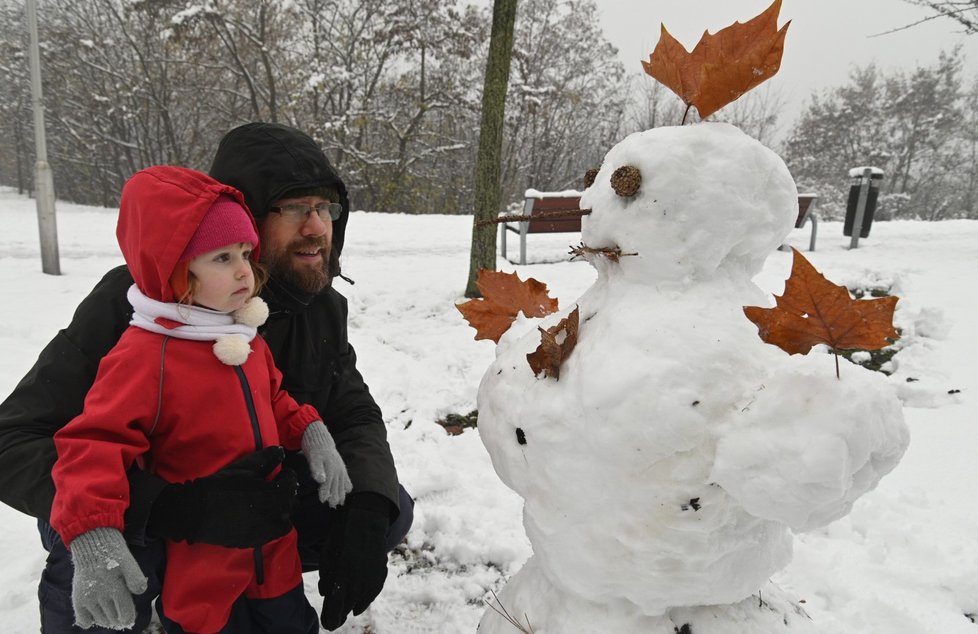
[263,236,331,294]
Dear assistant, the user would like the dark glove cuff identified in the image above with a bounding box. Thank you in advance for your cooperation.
[146,479,202,543]
[124,467,170,546]
[344,491,396,523]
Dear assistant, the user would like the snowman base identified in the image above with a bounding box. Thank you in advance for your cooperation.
[479,556,821,634]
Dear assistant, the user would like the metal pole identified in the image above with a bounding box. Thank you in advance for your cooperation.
[26,0,61,275]
[848,167,871,250]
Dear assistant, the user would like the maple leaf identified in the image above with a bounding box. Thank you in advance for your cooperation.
[527,307,580,379]
[642,0,789,119]
[743,249,899,377]
[456,269,559,343]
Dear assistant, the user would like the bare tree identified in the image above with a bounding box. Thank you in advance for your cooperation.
[623,75,689,132]
[903,1,978,33]
[32,0,240,204]
[500,0,627,201]
[163,0,296,122]
[709,84,788,147]
[0,1,32,193]
[0,0,632,218]
[466,0,517,298]
[286,0,484,213]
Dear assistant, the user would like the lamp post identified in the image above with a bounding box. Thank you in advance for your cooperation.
[26,0,60,275]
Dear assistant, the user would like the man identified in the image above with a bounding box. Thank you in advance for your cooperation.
[0,122,412,633]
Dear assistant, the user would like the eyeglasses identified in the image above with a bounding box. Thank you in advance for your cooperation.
[268,202,343,223]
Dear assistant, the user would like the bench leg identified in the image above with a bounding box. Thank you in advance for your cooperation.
[500,223,507,259]
[519,225,527,265]
[780,213,819,252]
[518,198,536,266]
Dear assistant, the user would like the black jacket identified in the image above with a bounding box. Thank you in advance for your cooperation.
[0,122,398,525]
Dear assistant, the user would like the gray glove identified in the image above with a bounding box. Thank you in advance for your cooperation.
[302,422,353,508]
[70,527,148,630]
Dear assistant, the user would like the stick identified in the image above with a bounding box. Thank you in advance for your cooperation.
[475,208,592,227]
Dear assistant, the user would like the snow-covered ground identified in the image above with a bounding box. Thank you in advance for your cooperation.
[0,186,975,632]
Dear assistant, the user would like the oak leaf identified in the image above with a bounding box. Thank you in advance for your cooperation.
[743,249,899,369]
[527,307,579,379]
[642,0,789,119]
[457,270,559,343]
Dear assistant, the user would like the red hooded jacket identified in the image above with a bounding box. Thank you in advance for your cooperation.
[51,166,320,633]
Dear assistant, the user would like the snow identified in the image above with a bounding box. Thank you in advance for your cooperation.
[848,167,886,178]
[523,189,584,199]
[0,177,976,632]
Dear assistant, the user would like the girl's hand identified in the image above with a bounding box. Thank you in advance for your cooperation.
[301,422,353,507]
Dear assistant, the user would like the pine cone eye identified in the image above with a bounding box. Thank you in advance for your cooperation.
[583,167,599,189]
[610,165,641,197]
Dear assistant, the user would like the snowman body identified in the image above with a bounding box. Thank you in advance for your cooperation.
[477,124,908,632]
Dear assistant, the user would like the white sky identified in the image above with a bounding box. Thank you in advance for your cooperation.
[597,0,978,129]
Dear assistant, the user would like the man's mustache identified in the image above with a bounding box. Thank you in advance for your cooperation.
[289,237,329,254]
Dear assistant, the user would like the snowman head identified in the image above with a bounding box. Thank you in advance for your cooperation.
[579,123,797,285]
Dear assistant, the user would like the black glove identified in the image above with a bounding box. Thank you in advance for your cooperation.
[319,492,392,630]
[147,446,298,548]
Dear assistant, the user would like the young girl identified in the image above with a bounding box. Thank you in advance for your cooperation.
[51,166,352,634]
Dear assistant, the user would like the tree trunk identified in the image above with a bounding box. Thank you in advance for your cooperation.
[465,0,517,298]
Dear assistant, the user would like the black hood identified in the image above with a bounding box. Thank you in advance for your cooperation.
[209,122,351,256]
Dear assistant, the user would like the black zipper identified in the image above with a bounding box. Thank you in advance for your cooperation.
[233,365,265,585]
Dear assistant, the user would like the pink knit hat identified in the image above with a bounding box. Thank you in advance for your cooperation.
[180,195,259,262]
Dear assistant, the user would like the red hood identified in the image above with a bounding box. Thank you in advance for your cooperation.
[117,166,258,303]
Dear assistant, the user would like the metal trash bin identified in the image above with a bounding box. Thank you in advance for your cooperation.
[844,166,884,240]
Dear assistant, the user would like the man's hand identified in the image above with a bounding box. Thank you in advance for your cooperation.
[319,493,392,630]
[148,446,298,548]
[70,527,147,630]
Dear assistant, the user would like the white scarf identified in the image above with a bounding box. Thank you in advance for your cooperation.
[127,284,268,365]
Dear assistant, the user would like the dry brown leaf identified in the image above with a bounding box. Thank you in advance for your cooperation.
[527,307,580,379]
[642,0,789,119]
[456,270,559,343]
[744,249,899,372]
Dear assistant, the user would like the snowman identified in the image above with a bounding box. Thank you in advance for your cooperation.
[475,123,909,633]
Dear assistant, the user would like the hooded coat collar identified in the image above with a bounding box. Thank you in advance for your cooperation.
[260,276,317,315]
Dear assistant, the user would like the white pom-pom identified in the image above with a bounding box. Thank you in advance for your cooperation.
[213,335,252,366]
[233,297,269,328]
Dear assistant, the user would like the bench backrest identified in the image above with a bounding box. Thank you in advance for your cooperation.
[524,196,582,233]
[796,194,817,228]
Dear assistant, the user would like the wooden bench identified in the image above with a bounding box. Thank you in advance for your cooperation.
[780,193,819,252]
[500,192,583,265]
